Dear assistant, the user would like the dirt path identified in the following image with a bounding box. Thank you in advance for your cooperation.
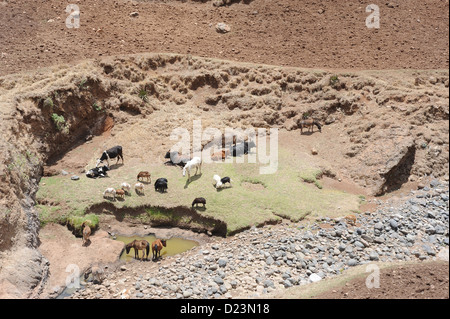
[37,223,124,298]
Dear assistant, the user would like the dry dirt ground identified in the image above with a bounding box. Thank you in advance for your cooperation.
[0,0,448,300]
[0,0,449,76]
[316,261,449,299]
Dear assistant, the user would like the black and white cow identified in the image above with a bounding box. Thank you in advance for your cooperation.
[96,146,124,167]
[86,165,110,179]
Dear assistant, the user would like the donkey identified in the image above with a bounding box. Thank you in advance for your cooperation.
[298,119,322,134]
[183,157,202,182]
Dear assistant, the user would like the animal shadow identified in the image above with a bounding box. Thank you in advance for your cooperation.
[184,174,203,189]
[109,163,124,170]
[216,185,232,192]
[82,239,92,247]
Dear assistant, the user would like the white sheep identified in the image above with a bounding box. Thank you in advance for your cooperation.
[213,175,223,189]
[103,188,116,201]
[135,182,145,195]
[121,182,131,195]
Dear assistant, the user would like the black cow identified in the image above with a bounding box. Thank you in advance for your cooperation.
[231,141,256,157]
[96,146,124,167]
[154,178,168,193]
[86,165,110,179]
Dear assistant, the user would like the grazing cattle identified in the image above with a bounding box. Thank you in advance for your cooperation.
[231,141,256,157]
[151,239,167,261]
[137,171,152,183]
[192,197,206,208]
[183,157,202,182]
[86,165,110,178]
[121,182,131,195]
[81,221,91,247]
[115,189,126,199]
[154,178,168,193]
[164,151,191,167]
[96,146,124,167]
[135,182,145,195]
[298,119,322,134]
[125,240,150,261]
[103,188,116,201]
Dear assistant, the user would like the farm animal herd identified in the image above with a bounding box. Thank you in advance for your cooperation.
[80,140,257,261]
[80,122,323,261]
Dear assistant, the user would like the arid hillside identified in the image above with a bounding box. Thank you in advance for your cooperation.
[0,0,449,76]
[0,0,448,300]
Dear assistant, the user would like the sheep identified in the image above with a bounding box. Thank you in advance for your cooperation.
[121,182,131,195]
[213,174,223,188]
[103,188,116,201]
[135,182,145,195]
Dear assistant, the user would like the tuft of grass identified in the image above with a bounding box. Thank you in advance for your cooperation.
[300,169,323,189]
[67,214,99,237]
[92,101,102,111]
[329,75,340,88]
[51,113,70,134]
[43,97,54,108]
[139,89,149,103]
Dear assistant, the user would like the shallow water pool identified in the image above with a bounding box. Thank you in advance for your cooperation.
[116,235,199,261]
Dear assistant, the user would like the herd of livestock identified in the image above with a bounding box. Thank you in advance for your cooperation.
[81,119,322,260]
[81,141,255,260]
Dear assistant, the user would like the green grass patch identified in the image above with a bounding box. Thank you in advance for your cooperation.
[36,147,361,235]
[67,214,99,237]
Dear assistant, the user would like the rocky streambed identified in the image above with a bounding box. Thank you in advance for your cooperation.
[66,179,449,299]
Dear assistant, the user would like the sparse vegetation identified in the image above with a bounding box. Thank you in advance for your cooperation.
[51,113,70,134]
[139,89,149,103]
[43,97,54,108]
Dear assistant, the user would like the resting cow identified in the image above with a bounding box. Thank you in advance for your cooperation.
[86,165,110,179]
